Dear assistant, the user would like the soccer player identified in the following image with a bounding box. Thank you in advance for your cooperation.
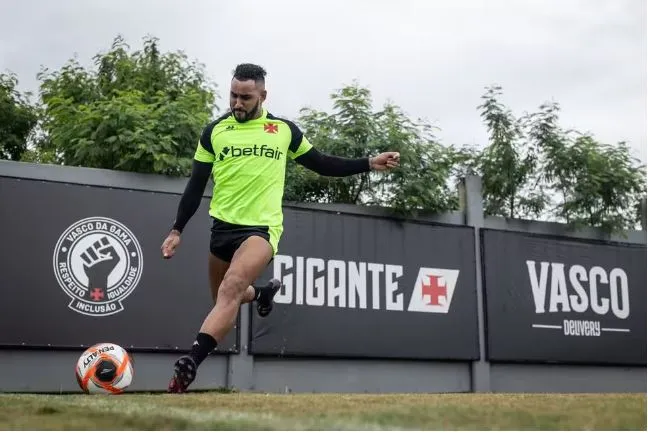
[161,63,400,393]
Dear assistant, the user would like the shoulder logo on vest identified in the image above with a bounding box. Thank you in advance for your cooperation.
[52,217,143,317]
[408,268,459,313]
[264,123,278,134]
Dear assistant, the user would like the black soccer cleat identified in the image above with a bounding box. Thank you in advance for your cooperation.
[167,355,196,393]
[256,278,282,317]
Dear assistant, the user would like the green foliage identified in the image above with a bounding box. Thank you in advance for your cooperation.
[288,84,380,205]
[370,103,473,214]
[0,72,38,161]
[538,128,646,233]
[480,87,647,233]
[4,33,644,234]
[286,82,646,233]
[285,82,469,216]
[36,35,218,175]
[474,85,547,219]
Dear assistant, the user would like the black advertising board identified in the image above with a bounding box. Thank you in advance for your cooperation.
[481,228,646,365]
[249,208,480,360]
[0,177,238,353]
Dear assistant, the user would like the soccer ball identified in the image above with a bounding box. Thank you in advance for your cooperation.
[75,342,134,394]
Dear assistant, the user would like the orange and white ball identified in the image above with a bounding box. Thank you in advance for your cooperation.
[75,343,134,394]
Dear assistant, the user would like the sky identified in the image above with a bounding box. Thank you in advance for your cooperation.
[1,0,646,163]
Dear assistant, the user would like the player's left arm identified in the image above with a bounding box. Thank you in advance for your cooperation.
[296,147,400,176]
[286,122,400,176]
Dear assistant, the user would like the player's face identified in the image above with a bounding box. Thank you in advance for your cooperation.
[230,78,266,123]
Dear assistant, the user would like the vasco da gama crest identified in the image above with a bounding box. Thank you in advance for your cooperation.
[52,217,143,317]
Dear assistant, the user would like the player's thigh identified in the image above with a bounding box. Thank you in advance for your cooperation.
[208,253,230,304]
[222,235,273,294]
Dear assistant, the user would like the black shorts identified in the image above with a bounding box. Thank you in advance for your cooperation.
[209,217,271,263]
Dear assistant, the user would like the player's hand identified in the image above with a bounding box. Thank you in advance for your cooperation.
[161,230,181,259]
[370,152,400,171]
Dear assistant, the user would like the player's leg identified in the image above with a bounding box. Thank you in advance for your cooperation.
[209,249,279,307]
[200,235,273,341]
[208,219,278,307]
[208,253,229,304]
[168,235,275,393]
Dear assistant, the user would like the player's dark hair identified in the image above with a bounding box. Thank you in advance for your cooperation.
[232,63,267,84]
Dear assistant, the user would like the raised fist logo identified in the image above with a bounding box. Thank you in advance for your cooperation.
[54,217,143,317]
[80,236,120,301]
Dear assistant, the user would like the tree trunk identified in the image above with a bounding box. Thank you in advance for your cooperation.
[353,175,367,204]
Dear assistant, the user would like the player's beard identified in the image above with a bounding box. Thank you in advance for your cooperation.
[233,100,261,123]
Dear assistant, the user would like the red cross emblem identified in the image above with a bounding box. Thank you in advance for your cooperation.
[90,288,105,302]
[421,275,447,306]
[264,123,278,134]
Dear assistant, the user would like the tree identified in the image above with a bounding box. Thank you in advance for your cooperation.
[474,85,548,219]
[0,72,38,161]
[564,137,645,233]
[541,134,645,232]
[285,82,468,216]
[370,103,472,214]
[36,35,218,175]
[478,86,646,233]
[287,84,388,206]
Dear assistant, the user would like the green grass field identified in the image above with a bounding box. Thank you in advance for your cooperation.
[0,392,645,430]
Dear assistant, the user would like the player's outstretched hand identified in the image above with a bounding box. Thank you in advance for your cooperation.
[161,230,181,259]
[370,152,400,171]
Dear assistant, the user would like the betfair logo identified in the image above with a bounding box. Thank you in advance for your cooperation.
[218,147,230,161]
[218,145,284,161]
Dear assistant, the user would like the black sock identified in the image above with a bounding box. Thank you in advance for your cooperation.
[188,332,217,367]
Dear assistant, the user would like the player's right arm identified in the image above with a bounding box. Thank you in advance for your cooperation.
[162,126,215,258]
[172,124,216,233]
[171,160,212,233]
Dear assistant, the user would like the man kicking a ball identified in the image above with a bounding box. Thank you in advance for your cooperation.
[161,63,400,393]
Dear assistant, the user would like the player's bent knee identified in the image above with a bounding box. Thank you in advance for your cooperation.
[218,272,248,302]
